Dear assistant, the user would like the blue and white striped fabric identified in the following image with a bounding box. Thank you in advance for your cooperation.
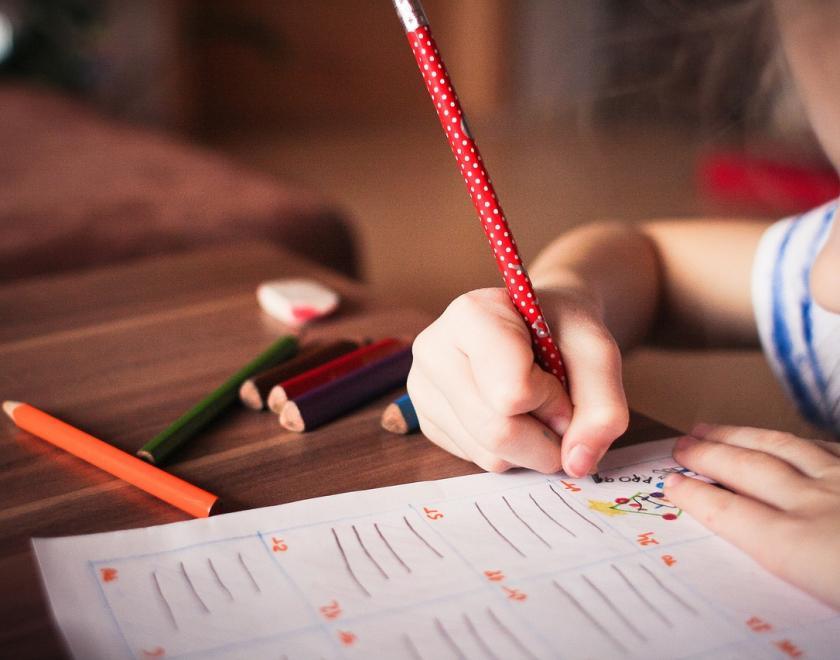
[753,199,840,436]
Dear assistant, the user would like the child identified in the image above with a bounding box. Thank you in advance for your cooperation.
[407,0,840,610]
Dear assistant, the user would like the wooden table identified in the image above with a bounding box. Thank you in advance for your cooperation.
[0,244,674,658]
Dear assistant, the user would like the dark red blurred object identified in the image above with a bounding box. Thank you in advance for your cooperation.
[698,151,840,213]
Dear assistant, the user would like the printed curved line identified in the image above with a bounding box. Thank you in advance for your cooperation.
[332,527,371,597]
[581,574,646,641]
[403,516,444,558]
[375,523,411,573]
[434,617,466,660]
[638,563,698,615]
[553,580,627,653]
[548,484,603,532]
[207,558,233,601]
[503,496,551,548]
[486,608,538,660]
[463,612,500,660]
[529,493,576,537]
[353,524,389,580]
[237,552,261,593]
[474,502,525,558]
[611,564,672,627]
[179,562,210,613]
[152,571,178,630]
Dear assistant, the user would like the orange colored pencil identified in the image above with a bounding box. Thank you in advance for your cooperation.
[3,401,219,518]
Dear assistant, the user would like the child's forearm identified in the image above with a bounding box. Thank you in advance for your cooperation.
[530,220,768,350]
[530,222,659,351]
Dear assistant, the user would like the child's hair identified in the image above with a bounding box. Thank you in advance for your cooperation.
[601,0,791,134]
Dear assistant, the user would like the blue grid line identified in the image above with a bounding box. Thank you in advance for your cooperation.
[256,531,347,658]
[555,476,756,650]
[406,503,560,659]
[89,559,136,660]
[93,532,260,565]
[171,620,329,660]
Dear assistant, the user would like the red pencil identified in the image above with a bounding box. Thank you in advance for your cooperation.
[267,338,404,413]
[391,0,566,385]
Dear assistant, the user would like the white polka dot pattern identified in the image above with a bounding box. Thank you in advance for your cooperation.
[407,26,566,383]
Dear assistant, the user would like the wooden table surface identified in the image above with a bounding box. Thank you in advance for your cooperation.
[0,244,675,658]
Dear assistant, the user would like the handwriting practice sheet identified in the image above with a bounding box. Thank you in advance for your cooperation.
[34,439,838,659]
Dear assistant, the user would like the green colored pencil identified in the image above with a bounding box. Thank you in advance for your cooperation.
[138,335,298,464]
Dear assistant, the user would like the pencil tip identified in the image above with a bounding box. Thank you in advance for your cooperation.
[238,380,263,410]
[279,401,305,432]
[136,450,156,464]
[267,387,288,414]
[2,401,21,419]
[381,403,408,434]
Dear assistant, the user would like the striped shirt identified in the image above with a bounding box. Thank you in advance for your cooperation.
[752,199,840,436]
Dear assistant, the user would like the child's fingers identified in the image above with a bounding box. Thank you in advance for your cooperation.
[689,424,840,477]
[664,473,795,577]
[672,436,812,511]
[408,368,512,472]
[407,370,469,461]
[526,361,573,436]
[415,348,564,473]
[555,319,628,477]
[446,291,567,421]
[813,438,840,458]
[414,411,470,462]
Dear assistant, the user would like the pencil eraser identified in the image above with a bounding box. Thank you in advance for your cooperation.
[256,279,340,327]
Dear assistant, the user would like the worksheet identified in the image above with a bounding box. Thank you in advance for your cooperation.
[33,439,839,659]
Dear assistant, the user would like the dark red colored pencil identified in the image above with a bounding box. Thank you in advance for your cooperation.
[279,347,413,432]
[239,340,359,410]
[267,338,403,412]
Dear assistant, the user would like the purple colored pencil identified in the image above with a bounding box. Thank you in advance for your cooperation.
[279,347,413,432]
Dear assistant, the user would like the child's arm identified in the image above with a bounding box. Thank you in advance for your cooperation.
[530,220,768,350]
[665,424,840,611]
[408,219,769,477]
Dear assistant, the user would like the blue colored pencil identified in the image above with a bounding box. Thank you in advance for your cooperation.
[381,393,419,435]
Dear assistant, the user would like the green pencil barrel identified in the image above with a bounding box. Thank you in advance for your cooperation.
[138,335,298,464]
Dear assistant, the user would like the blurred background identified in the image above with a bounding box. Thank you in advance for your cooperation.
[1,0,837,437]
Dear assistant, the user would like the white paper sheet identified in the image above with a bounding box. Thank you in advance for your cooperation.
[33,438,839,659]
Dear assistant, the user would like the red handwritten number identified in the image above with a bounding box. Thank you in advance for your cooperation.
[320,600,342,620]
[424,507,444,520]
[559,480,581,492]
[661,555,676,567]
[637,532,659,546]
[100,568,118,583]
[141,647,165,657]
[746,616,773,633]
[503,587,527,601]
[774,640,803,658]
[271,537,288,552]
[484,569,505,582]
[339,631,357,646]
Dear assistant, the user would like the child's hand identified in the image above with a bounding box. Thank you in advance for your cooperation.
[665,424,840,611]
[407,287,628,476]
